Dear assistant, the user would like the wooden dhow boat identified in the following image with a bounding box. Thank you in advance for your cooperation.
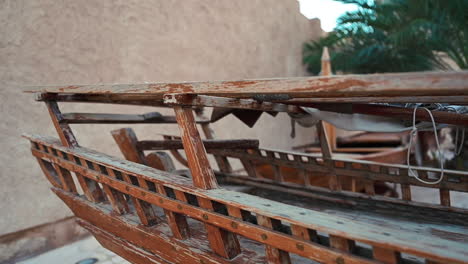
[23,69,468,264]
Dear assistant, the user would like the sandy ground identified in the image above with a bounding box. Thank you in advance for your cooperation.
[17,237,129,264]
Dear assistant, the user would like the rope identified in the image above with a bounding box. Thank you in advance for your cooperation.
[407,106,445,185]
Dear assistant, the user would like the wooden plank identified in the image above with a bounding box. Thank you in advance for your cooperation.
[136,139,259,151]
[45,101,78,147]
[121,172,157,226]
[36,91,468,105]
[317,121,341,191]
[281,95,468,104]
[86,222,171,264]
[164,94,302,113]
[293,103,468,127]
[173,105,241,259]
[102,185,128,215]
[156,185,190,239]
[145,152,175,172]
[77,158,106,203]
[373,246,401,264]
[401,184,412,201]
[25,71,468,99]
[198,197,242,259]
[60,112,210,124]
[329,235,355,252]
[257,215,291,264]
[36,158,62,188]
[290,224,318,242]
[439,189,451,206]
[111,128,147,164]
[53,164,77,194]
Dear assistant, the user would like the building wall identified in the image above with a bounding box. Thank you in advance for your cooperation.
[0,0,323,236]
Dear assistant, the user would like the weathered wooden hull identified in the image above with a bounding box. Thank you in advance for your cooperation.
[26,134,468,264]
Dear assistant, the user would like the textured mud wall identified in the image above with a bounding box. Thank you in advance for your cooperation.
[0,0,323,236]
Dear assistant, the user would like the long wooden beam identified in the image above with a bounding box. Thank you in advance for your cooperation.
[163,94,303,113]
[290,103,468,126]
[25,71,468,99]
[60,112,209,124]
[137,139,259,151]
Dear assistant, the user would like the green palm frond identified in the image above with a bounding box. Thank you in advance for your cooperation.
[303,0,468,74]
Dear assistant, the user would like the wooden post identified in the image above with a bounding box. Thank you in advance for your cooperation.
[173,106,219,189]
[373,246,401,264]
[257,215,292,264]
[317,121,341,191]
[111,128,147,164]
[174,105,241,259]
[45,101,105,202]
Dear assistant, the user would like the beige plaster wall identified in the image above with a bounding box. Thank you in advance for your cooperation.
[0,0,323,236]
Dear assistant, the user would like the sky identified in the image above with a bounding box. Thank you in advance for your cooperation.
[298,0,358,32]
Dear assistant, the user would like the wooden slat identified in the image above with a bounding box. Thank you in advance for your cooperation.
[198,197,241,259]
[45,101,78,147]
[329,235,355,252]
[75,158,105,203]
[439,189,451,206]
[290,224,318,242]
[111,128,147,164]
[136,139,259,151]
[36,92,468,105]
[26,71,468,100]
[373,246,401,264]
[257,215,292,264]
[60,112,210,124]
[120,172,156,226]
[156,185,190,239]
[53,164,77,194]
[164,94,302,113]
[292,103,468,127]
[106,168,130,214]
[36,158,62,188]
[401,184,412,201]
[317,121,341,191]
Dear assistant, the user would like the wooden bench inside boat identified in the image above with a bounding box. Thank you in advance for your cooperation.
[23,70,468,264]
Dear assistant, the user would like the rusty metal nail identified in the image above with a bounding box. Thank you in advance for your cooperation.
[202,214,209,220]
[261,234,268,240]
[95,175,100,180]
[296,243,304,251]
[159,198,164,203]
[125,186,130,191]
[200,260,206,264]
[336,256,345,264]
[177,204,182,210]
[231,222,238,229]
[141,191,145,196]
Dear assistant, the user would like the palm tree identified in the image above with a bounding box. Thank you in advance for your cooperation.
[303,0,468,74]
